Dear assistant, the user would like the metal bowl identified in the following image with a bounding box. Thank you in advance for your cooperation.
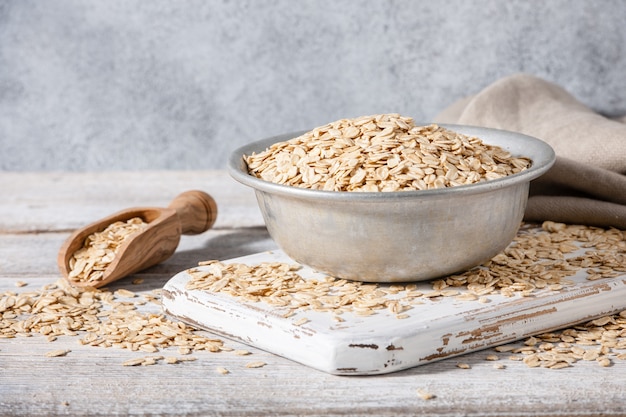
[228,124,556,283]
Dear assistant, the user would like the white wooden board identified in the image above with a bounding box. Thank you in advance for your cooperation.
[162,249,626,375]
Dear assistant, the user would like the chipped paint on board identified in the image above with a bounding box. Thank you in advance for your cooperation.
[162,248,626,375]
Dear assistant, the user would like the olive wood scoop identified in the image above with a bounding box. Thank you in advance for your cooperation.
[57,190,217,288]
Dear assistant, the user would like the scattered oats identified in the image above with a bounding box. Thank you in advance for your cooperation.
[456,363,471,369]
[177,356,197,362]
[165,357,179,364]
[3,219,624,375]
[246,361,267,369]
[131,278,144,285]
[14,281,27,288]
[395,314,410,320]
[493,363,506,369]
[445,222,624,300]
[416,388,436,400]
[495,306,626,370]
[0,278,234,371]
[186,261,401,318]
[216,366,230,375]
[234,350,251,356]
[485,354,499,361]
[45,349,70,357]
[478,297,491,304]
[182,222,624,327]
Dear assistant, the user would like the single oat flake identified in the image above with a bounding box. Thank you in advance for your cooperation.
[245,361,267,369]
[45,349,70,357]
[416,388,436,400]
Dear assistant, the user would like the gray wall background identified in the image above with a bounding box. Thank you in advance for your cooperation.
[1,0,625,171]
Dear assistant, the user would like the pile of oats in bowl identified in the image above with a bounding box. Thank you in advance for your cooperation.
[246,114,531,192]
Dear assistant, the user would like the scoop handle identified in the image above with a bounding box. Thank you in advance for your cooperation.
[168,190,218,235]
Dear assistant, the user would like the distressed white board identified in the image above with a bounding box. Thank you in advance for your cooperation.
[162,250,626,375]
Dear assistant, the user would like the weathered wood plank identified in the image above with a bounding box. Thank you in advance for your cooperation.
[2,301,625,417]
[0,170,264,233]
[1,171,626,416]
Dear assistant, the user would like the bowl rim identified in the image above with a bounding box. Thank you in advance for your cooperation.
[228,124,556,201]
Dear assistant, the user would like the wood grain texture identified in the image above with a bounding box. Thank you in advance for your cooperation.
[1,171,625,417]
[0,170,262,233]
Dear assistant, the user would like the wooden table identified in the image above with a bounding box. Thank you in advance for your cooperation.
[1,171,625,417]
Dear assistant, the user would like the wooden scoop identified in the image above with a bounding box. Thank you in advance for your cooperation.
[58,190,217,288]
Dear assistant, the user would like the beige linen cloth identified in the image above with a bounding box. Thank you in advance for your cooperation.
[434,73,626,229]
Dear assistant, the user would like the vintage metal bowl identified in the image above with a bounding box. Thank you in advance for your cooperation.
[228,124,555,283]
